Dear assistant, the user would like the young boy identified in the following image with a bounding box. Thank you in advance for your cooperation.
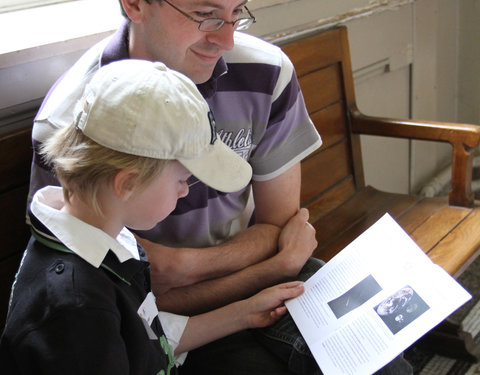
[0,60,307,374]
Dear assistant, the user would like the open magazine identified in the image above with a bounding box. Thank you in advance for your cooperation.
[286,213,471,375]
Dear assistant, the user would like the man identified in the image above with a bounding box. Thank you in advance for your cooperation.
[29,0,411,373]
[31,0,321,316]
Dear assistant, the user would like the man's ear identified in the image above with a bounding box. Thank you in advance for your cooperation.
[113,169,139,201]
[120,0,146,23]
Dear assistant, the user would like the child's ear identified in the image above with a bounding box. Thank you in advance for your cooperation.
[112,170,139,201]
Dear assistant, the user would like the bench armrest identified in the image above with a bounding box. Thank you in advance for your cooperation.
[350,111,480,207]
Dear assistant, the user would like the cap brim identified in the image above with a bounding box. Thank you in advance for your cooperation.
[178,140,252,193]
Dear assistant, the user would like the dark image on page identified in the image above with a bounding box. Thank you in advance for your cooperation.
[328,274,382,318]
[374,286,430,334]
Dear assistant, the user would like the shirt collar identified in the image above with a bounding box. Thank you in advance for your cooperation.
[100,19,228,98]
[101,18,130,66]
[30,186,140,268]
[197,57,228,98]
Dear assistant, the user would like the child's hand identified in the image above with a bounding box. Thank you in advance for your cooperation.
[175,281,304,354]
[243,281,304,328]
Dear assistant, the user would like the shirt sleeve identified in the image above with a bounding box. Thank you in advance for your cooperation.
[249,51,322,181]
[158,311,190,366]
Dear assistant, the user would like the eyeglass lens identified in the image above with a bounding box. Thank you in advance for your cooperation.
[198,17,254,32]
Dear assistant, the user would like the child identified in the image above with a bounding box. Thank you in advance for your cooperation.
[0,60,305,374]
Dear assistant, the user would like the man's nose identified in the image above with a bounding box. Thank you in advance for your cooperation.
[205,22,235,51]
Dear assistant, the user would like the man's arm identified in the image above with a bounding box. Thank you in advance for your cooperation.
[154,207,316,315]
[251,163,302,227]
[139,163,302,291]
[148,164,317,315]
[137,223,281,294]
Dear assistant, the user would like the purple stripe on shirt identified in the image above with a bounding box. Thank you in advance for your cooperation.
[170,180,228,216]
[217,63,281,95]
[251,93,312,158]
[269,71,302,127]
[133,188,250,248]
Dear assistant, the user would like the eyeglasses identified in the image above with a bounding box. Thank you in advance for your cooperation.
[162,0,256,32]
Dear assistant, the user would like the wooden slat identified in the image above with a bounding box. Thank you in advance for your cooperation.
[301,140,352,204]
[395,197,480,277]
[280,26,345,77]
[299,64,343,114]
[312,187,419,261]
[0,252,23,331]
[0,184,30,261]
[396,196,449,233]
[310,102,348,150]
[0,127,32,193]
[304,177,356,223]
[427,208,480,276]
[408,205,471,252]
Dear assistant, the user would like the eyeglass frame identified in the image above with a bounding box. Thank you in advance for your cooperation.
[161,0,256,32]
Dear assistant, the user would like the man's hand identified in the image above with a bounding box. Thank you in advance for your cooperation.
[276,208,318,277]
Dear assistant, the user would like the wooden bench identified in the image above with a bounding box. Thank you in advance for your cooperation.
[1,26,480,359]
[0,126,32,331]
[278,25,480,360]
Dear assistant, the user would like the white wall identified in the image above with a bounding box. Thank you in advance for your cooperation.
[458,0,480,125]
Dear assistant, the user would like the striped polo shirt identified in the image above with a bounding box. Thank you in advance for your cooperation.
[29,20,322,248]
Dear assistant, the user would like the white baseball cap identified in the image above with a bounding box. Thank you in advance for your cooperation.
[73,59,252,193]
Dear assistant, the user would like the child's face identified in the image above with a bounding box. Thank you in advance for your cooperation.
[123,161,191,230]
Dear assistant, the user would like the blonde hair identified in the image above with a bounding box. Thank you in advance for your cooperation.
[41,123,169,216]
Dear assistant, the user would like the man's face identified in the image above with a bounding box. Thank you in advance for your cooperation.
[132,0,248,84]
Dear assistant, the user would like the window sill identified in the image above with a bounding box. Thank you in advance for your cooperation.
[0,0,122,69]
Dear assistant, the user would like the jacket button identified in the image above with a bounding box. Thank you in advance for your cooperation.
[55,263,65,274]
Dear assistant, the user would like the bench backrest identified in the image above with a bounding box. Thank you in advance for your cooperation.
[0,126,32,328]
[279,26,365,222]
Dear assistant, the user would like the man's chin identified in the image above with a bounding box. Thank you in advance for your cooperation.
[189,69,215,85]
[181,61,217,84]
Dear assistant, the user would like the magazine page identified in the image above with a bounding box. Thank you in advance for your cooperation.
[286,213,471,375]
